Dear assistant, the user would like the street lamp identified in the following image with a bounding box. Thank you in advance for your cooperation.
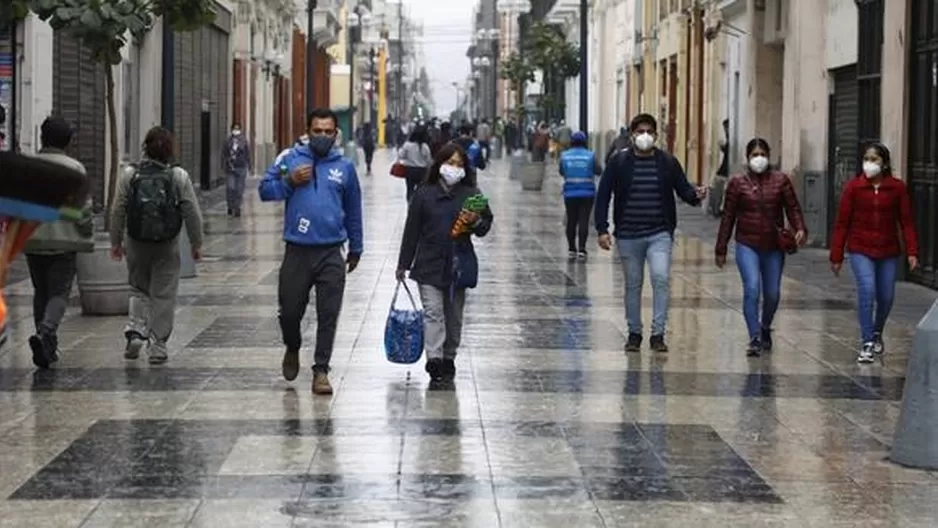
[347,4,372,132]
[579,0,588,133]
[306,0,318,118]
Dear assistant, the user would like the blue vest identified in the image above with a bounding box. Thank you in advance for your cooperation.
[560,147,596,198]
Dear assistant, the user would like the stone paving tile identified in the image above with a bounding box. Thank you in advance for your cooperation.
[0,153,937,527]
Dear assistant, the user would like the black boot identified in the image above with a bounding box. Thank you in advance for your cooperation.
[425,358,444,381]
[442,359,456,382]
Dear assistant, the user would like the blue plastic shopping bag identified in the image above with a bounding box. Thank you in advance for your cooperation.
[384,280,424,364]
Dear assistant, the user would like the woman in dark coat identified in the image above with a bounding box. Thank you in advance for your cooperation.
[395,143,493,386]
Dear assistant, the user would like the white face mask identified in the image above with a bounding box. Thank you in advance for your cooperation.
[231,129,241,136]
[440,164,465,186]
[748,155,769,174]
[863,161,882,178]
[633,132,655,151]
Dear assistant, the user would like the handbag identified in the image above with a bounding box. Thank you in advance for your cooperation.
[383,280,424,364]
[746,175,798,255]
[390,161,407,178]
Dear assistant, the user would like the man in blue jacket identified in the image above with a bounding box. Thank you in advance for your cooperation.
[259,108,363,395]
[594,113,706,354]
[454,125,486,171]
[559,131,602,260]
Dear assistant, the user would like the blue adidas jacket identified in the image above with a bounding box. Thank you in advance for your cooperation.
[258,145,364,254]
[559,147,600,199]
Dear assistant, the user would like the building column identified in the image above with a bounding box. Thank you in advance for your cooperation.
[15,15,53,154]
[881,0,910,176]
[781,0,827,184]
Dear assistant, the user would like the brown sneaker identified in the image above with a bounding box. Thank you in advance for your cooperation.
[282,347,300,381]
[312,372,333,395]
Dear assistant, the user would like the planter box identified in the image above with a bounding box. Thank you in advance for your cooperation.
[520,160,546,191]
[76,236,130,316]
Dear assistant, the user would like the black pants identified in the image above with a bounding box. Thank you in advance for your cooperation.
[363,146,375,171]
[26,252,77,348]
[278,243,346,372]
[405,166,425,202]
[564,197,594,252]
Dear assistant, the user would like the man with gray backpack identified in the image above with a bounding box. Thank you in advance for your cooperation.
[109,126,203,364]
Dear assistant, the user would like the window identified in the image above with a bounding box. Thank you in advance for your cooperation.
[856,0,883,146]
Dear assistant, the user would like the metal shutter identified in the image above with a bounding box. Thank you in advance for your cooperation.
[825,65,859,240]
[52,31,106,210]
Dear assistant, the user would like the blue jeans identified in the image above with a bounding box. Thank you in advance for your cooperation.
[617,231,673,336]
[735,243,784,340]
[848,254,898,342]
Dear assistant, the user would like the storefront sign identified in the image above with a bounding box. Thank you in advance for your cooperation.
[0,24,13,151]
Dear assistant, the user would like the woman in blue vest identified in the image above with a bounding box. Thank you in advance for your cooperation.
[560,131,602,260]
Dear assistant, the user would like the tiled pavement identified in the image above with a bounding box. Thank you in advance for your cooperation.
[1,151,937,527]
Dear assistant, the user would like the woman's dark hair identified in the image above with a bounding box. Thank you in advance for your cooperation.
[745,137,771,158]
[629,113,657,133]
[144,126,175,163]
[409,125,429,144]
[425,142,476,187]
[864,141,892,173]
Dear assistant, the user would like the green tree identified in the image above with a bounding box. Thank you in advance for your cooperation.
[3,0,215,217]
[498,51,535,131]
[524,22,579,122]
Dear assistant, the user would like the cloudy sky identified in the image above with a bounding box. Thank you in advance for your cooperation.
[404,0,474,116]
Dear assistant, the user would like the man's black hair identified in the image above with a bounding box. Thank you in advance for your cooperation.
[40,116,73,150]
[629,113,657,133]
[458,125,473,136]
[307,108,338,128]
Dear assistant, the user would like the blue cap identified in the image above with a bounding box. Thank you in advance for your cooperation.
[572,131,587,143]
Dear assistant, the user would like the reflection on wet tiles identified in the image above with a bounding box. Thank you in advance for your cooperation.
[0,367,904,401]
[11,419,781,505]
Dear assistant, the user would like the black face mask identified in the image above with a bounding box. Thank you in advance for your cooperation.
[309,136,335,158]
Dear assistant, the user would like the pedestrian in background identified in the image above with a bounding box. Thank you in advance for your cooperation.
[559,131,601,260]
[110,126,204,365]
[715,138,806,357]
[223,122,251,217]
[398,126,433,201]
[24,117,94,369]
[829,142,918,364]
[358,122,376,175]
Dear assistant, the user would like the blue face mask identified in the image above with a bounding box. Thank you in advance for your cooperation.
[308,136,335,158]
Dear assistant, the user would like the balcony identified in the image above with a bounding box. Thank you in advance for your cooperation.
[293,0,341,47]
[545,0,578,25]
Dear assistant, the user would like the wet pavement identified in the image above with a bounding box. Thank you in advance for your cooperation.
[1,151,937,527]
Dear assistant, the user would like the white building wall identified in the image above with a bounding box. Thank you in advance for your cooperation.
[720,8,748,168]
[781,0,828,176]
[825,0,857,70]
[15,15,54,155]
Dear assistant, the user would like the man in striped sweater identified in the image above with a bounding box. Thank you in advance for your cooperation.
[595,113,707,353]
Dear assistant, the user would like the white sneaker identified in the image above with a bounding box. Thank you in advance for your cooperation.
[148,341,168,365]
[857,342,876,364]
[125,333,147,360]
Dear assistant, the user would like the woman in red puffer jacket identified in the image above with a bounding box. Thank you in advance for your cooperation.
[829,142,919,364]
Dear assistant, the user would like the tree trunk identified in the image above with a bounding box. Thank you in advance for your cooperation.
[104,62,118,231]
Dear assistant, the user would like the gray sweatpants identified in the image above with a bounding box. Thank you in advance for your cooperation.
[125,238,181,349]
[418,285,466,360]
[226,167,248,211]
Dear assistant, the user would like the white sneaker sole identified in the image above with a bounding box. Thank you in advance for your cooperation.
[125,339,146,360]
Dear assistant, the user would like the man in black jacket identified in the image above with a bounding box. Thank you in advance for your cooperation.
[595,113,707,354]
